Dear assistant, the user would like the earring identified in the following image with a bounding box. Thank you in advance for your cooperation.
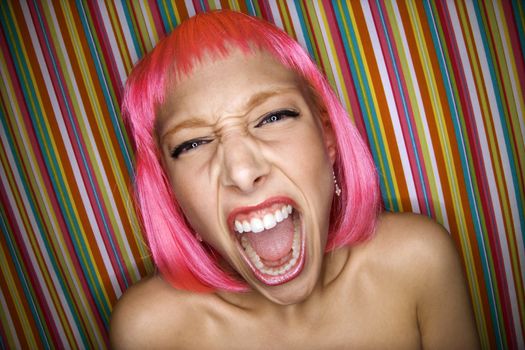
[333,171,342,197]
[195,233,203,242]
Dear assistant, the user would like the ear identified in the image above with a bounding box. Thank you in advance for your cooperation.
[321,114,337,165]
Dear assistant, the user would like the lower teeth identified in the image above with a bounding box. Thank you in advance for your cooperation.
[240,217,300,276]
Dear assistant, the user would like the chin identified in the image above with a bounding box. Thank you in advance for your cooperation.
[252,256,322,305]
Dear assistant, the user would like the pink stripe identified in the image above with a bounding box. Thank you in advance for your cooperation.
[2,10,97,336]
[192,0,205,13]
[0,178,61,346]
[87,2,123,102]
[320,1,368,138]
[148,0,167,37]
[438,2,517,345]
[28,0,130,292]
[23,2,112,342]
[257,0,273,23]
[501,1,525,105]
[369,0,433,214]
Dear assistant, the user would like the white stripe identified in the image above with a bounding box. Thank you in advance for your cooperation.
[50,2,135,294]
[269,1,284,30]
[75,1,133,172]
[466,3,524,348]
[0,128,67,349]
[185,0,196,17]
[286,0,309,53]
[139,1,157,46]
[21,4,110,348]
[408,2,465,231]
[313,1,348,111]
[450,1,520,346]
[492,0,525,143]
[97,1,128,85]
[56,0,139,287]
[0,288,22,349]
[24,0,122,306]
[468,0,525,271]
[115,0,139,64]
[2,52,88,350]
[63,1,145,286]
[391,1,448,227]
[448,4,506,232]
[51,0,142,312]
[361,0,420,212]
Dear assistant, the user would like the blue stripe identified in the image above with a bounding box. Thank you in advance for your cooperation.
[292,0,316,59]
[12,0,112,330]
[77,2,134,177]
[157,1,172,33]
[334,2,398,211]
[423,1,505,348]
[334,2,399,210]
[471,1,525,239]
[0,88,90,347]
[375,0,432,215]
[0,210,50,349]
[119,0,143,58]
[0,103,50,350]
[73,1,133,301]
[511,0,525,64]
[245,0,257,16]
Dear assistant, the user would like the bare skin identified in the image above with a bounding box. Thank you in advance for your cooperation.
[110,212,480,349]
[112,50,479,349]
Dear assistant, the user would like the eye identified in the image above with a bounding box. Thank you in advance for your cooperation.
[255,109,300,127]
[170,138,213,159]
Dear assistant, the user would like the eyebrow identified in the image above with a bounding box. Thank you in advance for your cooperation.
[160,87,296,141]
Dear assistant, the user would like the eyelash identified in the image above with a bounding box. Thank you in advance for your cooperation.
[170,109,300,159]
[170,138,213,159]
[255,109,300,127]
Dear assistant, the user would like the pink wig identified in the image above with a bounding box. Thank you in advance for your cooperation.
[122,10,380,292]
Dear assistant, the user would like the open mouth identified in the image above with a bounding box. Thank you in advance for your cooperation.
[229,199,305,286]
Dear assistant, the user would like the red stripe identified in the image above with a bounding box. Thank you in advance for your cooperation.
[85,2,123,102]
[320,1,368,138]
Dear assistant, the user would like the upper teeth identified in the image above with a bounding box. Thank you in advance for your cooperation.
[234,205,292,234]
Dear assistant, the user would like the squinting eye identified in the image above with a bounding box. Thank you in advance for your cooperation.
[170,138,213,159]
[256,109,300,127]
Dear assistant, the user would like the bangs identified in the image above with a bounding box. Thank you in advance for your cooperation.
[122,10,379,292]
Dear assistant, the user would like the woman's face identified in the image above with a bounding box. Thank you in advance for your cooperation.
[157,50,336,304]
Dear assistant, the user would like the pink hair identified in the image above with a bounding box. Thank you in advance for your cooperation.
[122,10,380,292]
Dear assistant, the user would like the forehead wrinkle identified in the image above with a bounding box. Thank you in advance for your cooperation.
[160,86,298,141]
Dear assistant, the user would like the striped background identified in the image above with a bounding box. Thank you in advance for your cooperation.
[0,0,523,349]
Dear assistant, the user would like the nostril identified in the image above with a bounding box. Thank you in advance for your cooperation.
[254,175,264,185]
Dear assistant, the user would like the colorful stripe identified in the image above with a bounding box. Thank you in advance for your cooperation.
[1,1,523,348]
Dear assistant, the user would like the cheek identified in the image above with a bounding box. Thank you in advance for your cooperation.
[167,167,216,235]
[285,128,332,183]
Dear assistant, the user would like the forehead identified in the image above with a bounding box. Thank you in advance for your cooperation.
[156,51,306,131]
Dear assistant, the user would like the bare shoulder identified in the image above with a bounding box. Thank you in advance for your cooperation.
[359,212,480,348]
[110,275,196,349]
[366,212,467,299]
[373,212,457,265]
[355,212,457,279]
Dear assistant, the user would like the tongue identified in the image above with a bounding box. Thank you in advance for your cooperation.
[245,216,294,261]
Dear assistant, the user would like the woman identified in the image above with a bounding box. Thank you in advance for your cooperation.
[111,10,479,349]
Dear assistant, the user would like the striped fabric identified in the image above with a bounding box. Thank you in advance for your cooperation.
[0,1,523,349]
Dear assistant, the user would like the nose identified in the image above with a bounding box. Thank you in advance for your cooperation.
[219,135,270,193]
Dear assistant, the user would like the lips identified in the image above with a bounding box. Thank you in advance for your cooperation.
[228,197,305,286]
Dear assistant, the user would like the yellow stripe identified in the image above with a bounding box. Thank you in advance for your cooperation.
[0,240,39,349]
[348,2,403,210]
